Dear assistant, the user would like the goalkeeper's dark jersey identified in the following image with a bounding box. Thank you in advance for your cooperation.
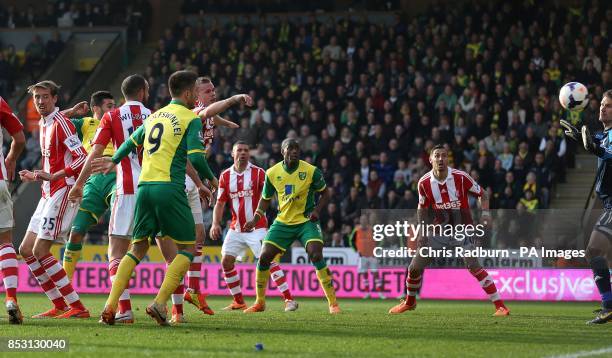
[593,129,612,207]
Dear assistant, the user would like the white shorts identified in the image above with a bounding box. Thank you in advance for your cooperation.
[221,228,267,259]
[186,184,203,225]
[358,256,379,273]
[109,193,136,237]
[27,186,78,243]
[0,181,14,231]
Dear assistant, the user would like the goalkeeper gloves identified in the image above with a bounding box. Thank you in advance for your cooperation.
[560,119,580,141]
[581,125,597,153]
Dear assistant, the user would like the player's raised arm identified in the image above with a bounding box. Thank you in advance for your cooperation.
[213,115,239,128]
[198,94,253,119]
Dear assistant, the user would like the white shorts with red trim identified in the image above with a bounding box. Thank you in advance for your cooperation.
[0,180,14,231]
[27,186,77,243]
[221,228,267,259]
[109,193,136,237]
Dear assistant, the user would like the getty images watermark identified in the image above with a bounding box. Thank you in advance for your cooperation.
[371,220,586,260]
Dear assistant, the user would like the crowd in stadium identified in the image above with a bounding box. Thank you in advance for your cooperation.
[137,1,610,247]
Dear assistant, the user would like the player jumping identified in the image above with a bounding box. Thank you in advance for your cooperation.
[0,96,25,324]
[561,89,612,324]
[388,144,510,316]
[210,141,297,311]
[94,70,252,326]
[243,138,340,314]
[18,80,90,319]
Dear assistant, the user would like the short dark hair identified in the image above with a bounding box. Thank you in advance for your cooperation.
[233,140,249,149]
[196,76,212,85]
[604,89,612,100]
[121,74,147,99]
[430,144,447,155]
[90,91,113,108]
[27,80,60,96]
[168,70,198,97]
[281,138,300,151]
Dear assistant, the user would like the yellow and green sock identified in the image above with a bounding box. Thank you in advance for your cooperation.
[314,260,337,306]
[154,251,193,305]
[255,262,271,305]
[106,253,139,310]
[63,242,83,282]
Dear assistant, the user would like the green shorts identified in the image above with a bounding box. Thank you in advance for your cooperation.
[132,184,195,244]
[72,172,116,234]
[263,220,324,252]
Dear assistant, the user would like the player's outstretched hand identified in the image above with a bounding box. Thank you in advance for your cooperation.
[243,219,257,232]
[581,125,597,153]
[92,157,116,175]
[198,184,212,207]
[68,185,83,203]
[209,223,222,241]
[560,119,580,141]
[232,94,254,107]
[61,101,89,118]
[18,170,37,182]
[33,170,52,181]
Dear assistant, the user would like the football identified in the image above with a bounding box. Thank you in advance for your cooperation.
[559,81,589,111]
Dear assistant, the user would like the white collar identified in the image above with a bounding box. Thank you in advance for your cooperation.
[42,107,59,126]
[231,162,252,175]
[430,167,453,185]
[122,100,143,107]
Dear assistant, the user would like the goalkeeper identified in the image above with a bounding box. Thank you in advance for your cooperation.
[560,89,612,324]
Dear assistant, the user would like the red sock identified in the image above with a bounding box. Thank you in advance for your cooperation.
[24,255,68,310]
[172,284,184,314]
[223,267,244,304]
[470,268,505,309]
[0,244,18,300]
[187,243,203,293]
[39,254,84,310]
[270,262,293,301]
[405,273,422,306]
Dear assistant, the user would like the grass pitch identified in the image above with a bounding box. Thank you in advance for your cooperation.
[1,294,610,357]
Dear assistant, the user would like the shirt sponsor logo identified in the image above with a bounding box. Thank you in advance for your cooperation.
[229,189,253,199]
[435,200,462,209]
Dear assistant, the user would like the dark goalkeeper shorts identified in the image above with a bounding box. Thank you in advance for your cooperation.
[594,208,612,240]
[71,172,116,234]
[132,184,195,245]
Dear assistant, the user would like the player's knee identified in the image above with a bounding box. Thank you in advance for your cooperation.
[589,255,607,270]
[221,256,235,271]
[408,267,423,278]
[32,243,50,259]
[308,251,323,263]
[586,246,604,260]
[18,243,33,258]
[69,231,84,244]
[258,251,275,266]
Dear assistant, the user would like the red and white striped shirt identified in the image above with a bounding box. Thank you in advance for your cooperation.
[217,162,267,232]
[93,101,150,195]
[418,167,482,225]
[0,97,24,181]
[39,108,87,197]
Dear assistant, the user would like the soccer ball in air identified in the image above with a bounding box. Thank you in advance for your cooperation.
[558,82,589,111]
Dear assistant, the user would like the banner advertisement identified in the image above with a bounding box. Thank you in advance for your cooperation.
[291,247,361,266]
[2,263,600,301]
[50,245,256,263]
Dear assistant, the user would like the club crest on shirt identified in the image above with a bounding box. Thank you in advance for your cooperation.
[299,172,306,180]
